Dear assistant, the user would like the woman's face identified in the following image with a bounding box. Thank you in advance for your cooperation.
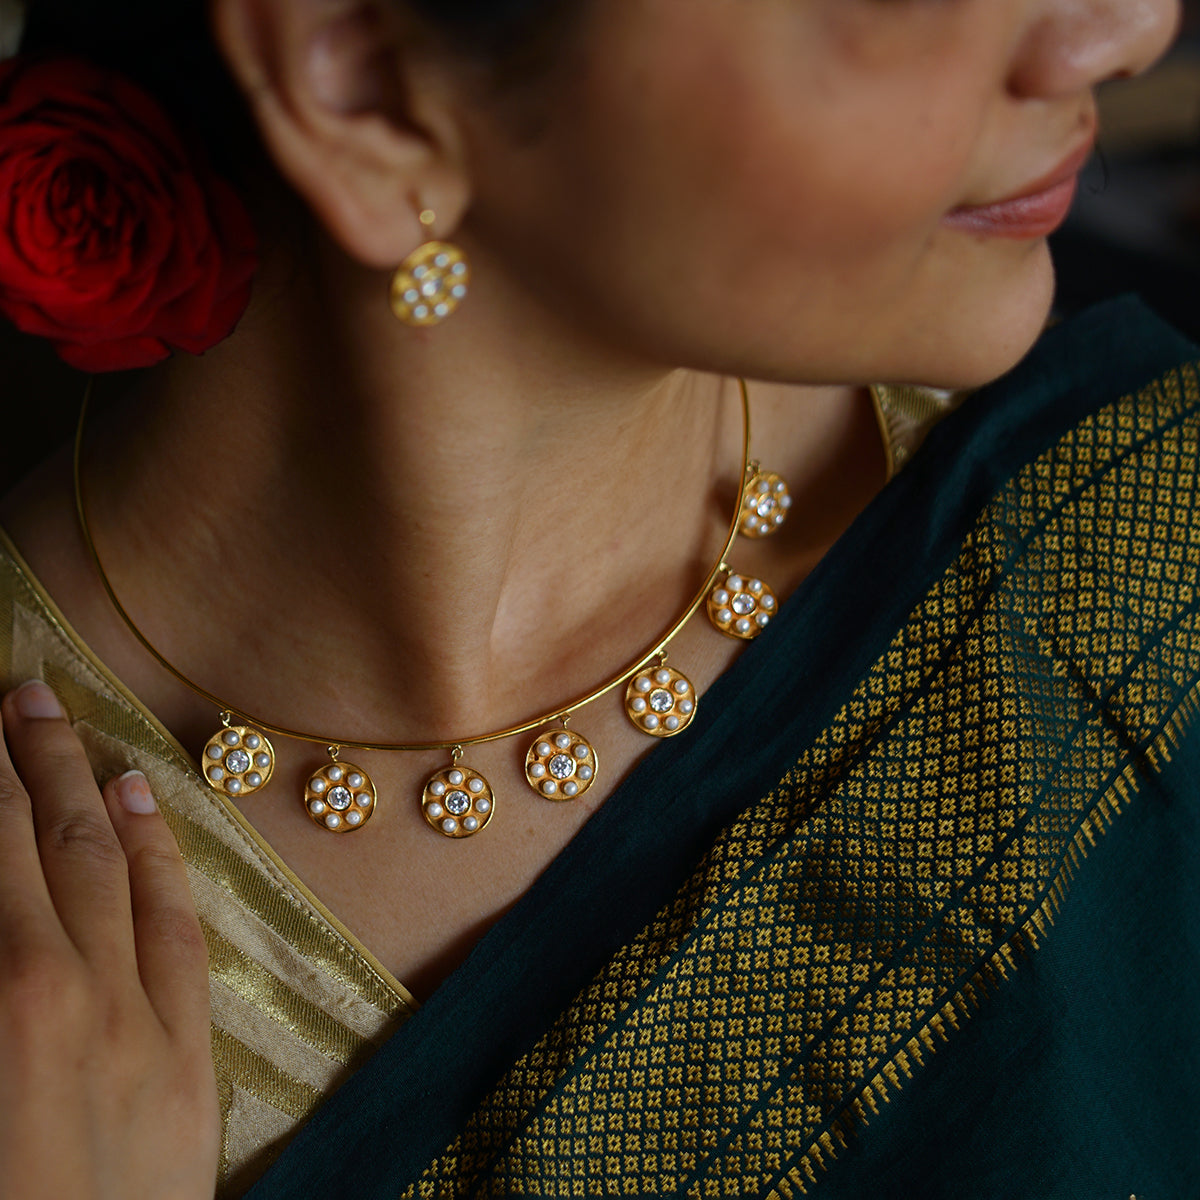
[461,0,1180,389]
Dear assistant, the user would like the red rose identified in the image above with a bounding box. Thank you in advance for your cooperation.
[0,56,257,372]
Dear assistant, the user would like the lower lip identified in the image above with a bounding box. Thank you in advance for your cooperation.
[943,175,1079,240]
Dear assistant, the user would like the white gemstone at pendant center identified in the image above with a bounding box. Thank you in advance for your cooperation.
[549,754,576,780]
[732,593,757,616]
[650,689,674,714]
[446,790,471,816]
[328,786,353,811]
[225,749,250,774]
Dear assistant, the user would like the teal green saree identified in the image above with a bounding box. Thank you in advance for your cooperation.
[246,297,1200,1198]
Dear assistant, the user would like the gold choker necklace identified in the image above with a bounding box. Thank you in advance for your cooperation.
[73,381,791,838]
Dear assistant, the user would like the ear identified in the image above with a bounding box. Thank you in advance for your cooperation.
[209,0,471,267]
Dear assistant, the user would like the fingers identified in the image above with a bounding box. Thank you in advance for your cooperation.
[0,682,209,1042]
[0,684,219,1199]
[101,770,211,1038]
[0,689,69,974]
[1,681,138,971]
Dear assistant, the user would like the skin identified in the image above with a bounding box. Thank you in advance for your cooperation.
[0,0,1181,1193]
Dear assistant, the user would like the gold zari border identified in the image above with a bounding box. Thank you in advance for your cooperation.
[0,531,416,1195]
[405,364,1200,1196]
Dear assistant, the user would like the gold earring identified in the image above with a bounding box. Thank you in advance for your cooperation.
[389,208,470,327]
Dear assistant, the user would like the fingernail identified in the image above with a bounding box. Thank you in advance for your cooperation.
[13,680,62,720]
[115,770,157,815]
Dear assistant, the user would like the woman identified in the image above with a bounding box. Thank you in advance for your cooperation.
[0,0,1193,1196]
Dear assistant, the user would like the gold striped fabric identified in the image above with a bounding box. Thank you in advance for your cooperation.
[870,382,968,479]
[0,531,416,1197]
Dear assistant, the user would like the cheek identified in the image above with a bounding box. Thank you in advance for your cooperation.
[693,68,988,272]
[599,74,987,339]
[466,3,1045,386]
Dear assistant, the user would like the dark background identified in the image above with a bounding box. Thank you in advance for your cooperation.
[4,9,1200,482]
[1054,1,1200,340]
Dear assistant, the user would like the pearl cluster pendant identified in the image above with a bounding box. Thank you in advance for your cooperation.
[525,727,598,801]
[739,467,792,538]
[305,750,378,833]
[625,663,697,737]
[389,240,470,326]
[422,752,495,839]
[707,571,778,640]
[201,717,275,798]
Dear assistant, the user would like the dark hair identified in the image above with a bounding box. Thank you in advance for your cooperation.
[20,0,578,170]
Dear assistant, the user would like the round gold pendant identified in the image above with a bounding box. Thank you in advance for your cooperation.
[740,470,791,538]
[525,729,597,801]
[707,572,777,640]
[389,241,470,326]
[201,725,275,798]
[423,765,494,838]
[625,666,697,737]
[305,762,377,833]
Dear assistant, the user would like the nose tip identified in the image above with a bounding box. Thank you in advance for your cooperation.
[1122,0,1185,77]
[1010,0,1182,99]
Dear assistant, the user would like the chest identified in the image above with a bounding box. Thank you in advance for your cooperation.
[219,698,680,1000]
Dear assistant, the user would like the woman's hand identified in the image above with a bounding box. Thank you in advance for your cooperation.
[0,680,219,1200]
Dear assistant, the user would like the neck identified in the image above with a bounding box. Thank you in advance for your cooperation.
[79,242,765,743]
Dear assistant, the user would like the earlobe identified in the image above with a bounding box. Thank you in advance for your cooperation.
[209,0,470,269]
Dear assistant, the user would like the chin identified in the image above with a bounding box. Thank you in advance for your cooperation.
[885,242,1059,392]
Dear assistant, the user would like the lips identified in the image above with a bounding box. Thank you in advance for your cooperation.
[943,139,1096,240]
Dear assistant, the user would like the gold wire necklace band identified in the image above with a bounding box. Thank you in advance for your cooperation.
[73,378,754,755]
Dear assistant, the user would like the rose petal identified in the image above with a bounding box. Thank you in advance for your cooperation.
[58,332,171,372]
